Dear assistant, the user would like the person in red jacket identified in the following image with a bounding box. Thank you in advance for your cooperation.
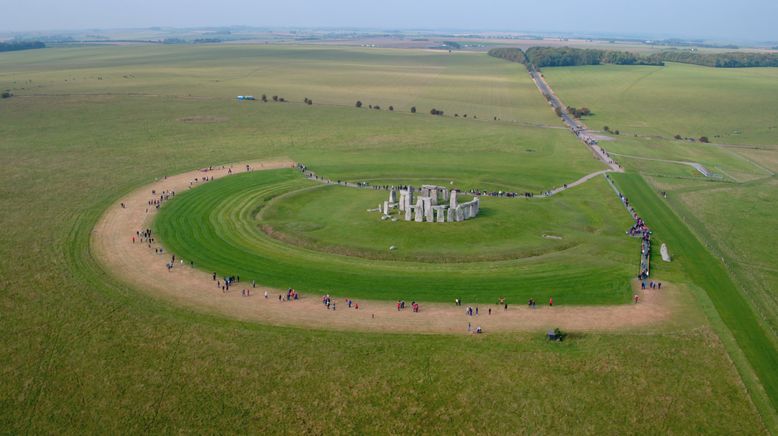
[549,297,553,307]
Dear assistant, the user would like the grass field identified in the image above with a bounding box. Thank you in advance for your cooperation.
[155,169,636,303]
[0,44,774,433]
[539,61,778,425]
[0,44,562,127]
[542,62,778,146]
[611,173,778,421]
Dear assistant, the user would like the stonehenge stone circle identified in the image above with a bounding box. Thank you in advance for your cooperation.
[371,184,480,223]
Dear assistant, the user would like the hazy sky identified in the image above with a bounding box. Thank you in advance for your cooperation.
[5,0,778,41]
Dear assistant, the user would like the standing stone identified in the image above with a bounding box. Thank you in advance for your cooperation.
[405,205,413,221]
[430,188,438,205]
[447,207,455,222]
[424,198,434,222]
[389,189,397,203]
[660,243,671,262]
[455,205,464,222]
[435,206,446,222]
[441,188,449,202]
[462,202,471,220]
[450,190,458,209]
[382,201,390,215]
[398,191,406,211]
[414,198,424,222]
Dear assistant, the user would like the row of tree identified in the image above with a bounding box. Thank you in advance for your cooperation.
[487,48,527,64]
[650,51,778,68]
[490,46,778,69]
[0,41,45,52]
[524,47,664,67]
[355,101,408,112]
[489,47,662,67]
[261,94,285,102]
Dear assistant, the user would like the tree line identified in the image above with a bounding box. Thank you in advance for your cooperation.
[524,47,664,67]
[649,50,778,68]
[0,41,46,52]
[487,48,527,64]
[490,46,778,68]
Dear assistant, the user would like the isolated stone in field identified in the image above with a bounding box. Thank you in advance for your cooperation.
[389,245,397,251]
[661,243,671,262]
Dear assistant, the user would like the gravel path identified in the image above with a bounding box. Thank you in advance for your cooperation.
[92,160,673,334]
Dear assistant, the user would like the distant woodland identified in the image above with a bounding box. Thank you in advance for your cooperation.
[0,41,46,52]
[489,46,778,68]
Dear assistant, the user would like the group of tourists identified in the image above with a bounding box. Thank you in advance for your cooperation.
[467,323,483,334]
[146,189,176,212]
[321,294,358,311]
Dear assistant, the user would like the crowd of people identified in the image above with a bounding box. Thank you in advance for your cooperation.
[606,174,653,280]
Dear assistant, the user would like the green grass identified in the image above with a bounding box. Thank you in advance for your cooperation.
[155,169,636,303]
[542,62,778,146]
[261,179,633,263]
[611,172,778,417]
[0,44,561,127]
[537,60,778,424]
[0,44,771,433]
[669,178,778,338]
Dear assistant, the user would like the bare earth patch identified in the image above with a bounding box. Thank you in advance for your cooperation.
[177,115,229,123]
[92,160,673,334]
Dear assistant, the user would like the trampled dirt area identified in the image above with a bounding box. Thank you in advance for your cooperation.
[92,160,673,334]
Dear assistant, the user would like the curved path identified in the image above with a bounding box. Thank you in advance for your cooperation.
[92,160,673,334]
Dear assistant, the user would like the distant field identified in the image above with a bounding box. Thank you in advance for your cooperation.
[542,62,778,146]
[0,44,561,126]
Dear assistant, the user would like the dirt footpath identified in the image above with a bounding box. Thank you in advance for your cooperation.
[92,160,672,334]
